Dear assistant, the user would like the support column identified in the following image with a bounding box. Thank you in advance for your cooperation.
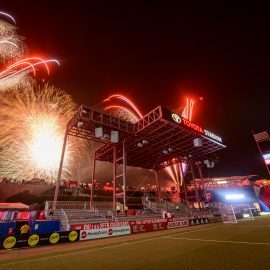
[154,170,161,203]
[189,156,201,209]
[90,151,96,209]
[252,131,270,177]
[178,162,188,206]
[123,139,127,209]
[197,162,207,207]
[113,146,116,210]
[53,131,68,210]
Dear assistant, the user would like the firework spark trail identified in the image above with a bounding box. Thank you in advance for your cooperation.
[0,19,27,64]
[102,94,143,123]
[0,59,60,91]
[103,94,143,119]
[0,40,18,47]
[0,85,87,181]
[0,11,16,25]
[104,105,140,122]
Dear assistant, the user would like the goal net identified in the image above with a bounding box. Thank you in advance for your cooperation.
[218,204,254,224]
[231,204,254,222]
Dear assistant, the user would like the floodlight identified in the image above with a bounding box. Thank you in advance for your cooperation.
[137,142,143,147]
[225,194,244,200]
[77,121,84,128]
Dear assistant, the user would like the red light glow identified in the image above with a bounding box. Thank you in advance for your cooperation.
[182,97,195,121]
[104,105,140,121]
[103,94,143,119]
[182,118,203,133]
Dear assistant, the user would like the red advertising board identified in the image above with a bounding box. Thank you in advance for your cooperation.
[129,220,168,234]
[71,221,129,230]
[167,219,189,229]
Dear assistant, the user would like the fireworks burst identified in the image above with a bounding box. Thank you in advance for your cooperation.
[0,19,27,64]
[0,57,60,91]
[0,85,86,181]
[102,94,143,123]
[0,11,16,25]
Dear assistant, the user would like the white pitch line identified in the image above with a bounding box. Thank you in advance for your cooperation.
[167,225,221,237]
[164,237,270,246]
[0,236,166,267]
[223,225,270,228]
[0,225,220,267]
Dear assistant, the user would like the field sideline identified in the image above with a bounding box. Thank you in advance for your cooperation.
[1,216,270,270]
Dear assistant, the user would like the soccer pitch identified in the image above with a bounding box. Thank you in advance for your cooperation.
[1,216,270,270]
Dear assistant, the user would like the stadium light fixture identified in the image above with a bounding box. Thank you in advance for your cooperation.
[137,142,143,147]
[193,138,203,147]
[77,121,84,128]
[217,180,227,184]
[225,194,244,200]
[102,133,111,141]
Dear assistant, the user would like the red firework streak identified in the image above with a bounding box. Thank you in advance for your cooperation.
[0,57,60,82]
[103,94,143,119]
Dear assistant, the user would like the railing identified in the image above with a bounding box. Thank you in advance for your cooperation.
[60,209,70,231]
[107,210,115,221]
[47,200,90,210]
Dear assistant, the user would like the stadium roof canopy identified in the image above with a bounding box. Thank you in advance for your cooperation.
[0,202,29,210]
[193,175,258,186]
[66,105,226,170]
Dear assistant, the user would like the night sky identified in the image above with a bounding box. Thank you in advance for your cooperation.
[2,2,270,179]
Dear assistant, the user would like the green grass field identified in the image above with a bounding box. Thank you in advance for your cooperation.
[1,216,270,270]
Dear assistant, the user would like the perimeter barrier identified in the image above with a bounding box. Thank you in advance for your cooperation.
[0,216,219,249]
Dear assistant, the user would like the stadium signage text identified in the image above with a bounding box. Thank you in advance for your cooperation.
[171,113,203,134]
[72,221,129,230]
[80,226,131,240]
[167,219,189,229]
[204,129,222,143]
[171,113,222,143]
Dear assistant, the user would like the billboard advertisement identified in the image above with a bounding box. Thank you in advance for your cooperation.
[167,219,189,229]
[79,226,131,241]
[129,220,168,234]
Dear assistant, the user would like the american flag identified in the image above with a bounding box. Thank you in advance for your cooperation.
[253,131,269,142]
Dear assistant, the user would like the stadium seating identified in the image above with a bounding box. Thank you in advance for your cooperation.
[141,197,193,217]
[259,187,270,207]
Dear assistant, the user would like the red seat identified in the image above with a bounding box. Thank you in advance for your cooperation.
[18,212,30,220]
[17,212,23,220]
[38,211,45,219]
[0,211,5,221]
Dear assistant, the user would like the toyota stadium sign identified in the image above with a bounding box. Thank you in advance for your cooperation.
[169,111,223,143]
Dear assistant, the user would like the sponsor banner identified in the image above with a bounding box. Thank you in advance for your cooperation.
[130,221,168,234]
[72,221,129,231]
[0,230,80,249]
[80,226,130,241]
[167,219,189,229]
[2,236,17,249]
[129,218,165,226]
[189,218,209,226]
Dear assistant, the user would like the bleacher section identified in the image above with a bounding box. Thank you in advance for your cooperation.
[0,199,212,231]
[260,187,270,208]
[141,198,194,217]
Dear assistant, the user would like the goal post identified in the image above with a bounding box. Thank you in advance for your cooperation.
[219,204,237,224]
[231,204,254,221]
[218,203,254,224]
